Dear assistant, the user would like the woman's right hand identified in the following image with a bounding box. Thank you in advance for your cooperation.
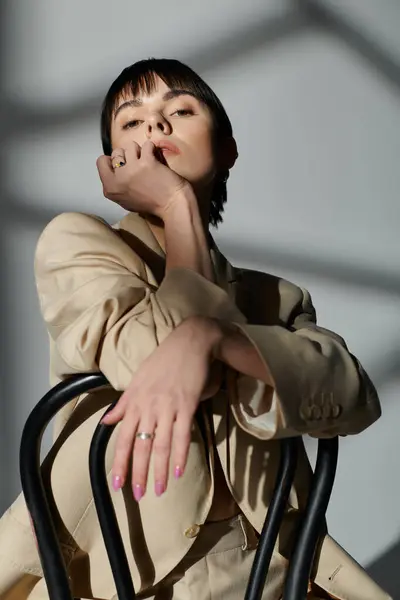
[96,140,193,218]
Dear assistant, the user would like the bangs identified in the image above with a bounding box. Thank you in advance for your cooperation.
[112,62,215,117]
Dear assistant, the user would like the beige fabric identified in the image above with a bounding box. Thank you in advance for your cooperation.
[0,211,391,600]
[137,514,287,600]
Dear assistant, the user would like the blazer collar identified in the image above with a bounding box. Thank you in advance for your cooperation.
[117,211,165,257]
[116,211,238,294]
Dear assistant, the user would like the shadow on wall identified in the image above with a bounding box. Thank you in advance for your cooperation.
[4,1,400,137]
[302,0,400,94]
[367,537,400,600]
[0,0,13,497]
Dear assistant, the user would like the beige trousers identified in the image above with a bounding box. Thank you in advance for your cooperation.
[135,515,327,600]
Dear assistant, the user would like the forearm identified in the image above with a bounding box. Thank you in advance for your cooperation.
[188,315,273,387]
[162,188,215,282]
[213,320,274,388]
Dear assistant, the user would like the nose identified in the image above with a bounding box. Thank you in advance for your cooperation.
[145,113,171,138]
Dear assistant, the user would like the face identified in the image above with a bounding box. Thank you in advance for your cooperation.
[110,76,220,193]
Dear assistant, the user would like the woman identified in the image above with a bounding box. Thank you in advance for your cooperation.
[0,59,390,599]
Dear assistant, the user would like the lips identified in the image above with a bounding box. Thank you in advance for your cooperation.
[154,140,180,154]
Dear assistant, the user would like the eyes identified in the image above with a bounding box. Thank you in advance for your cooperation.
[173,109,194,117]
[121,108,195,130]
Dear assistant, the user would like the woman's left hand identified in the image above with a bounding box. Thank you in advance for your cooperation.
[102,316,223,501]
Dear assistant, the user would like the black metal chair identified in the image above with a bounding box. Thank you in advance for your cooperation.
[20,373,339,600]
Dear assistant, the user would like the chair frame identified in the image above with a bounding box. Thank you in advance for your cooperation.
[19,373,338,600]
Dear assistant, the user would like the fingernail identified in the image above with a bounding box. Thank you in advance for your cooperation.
[155,481,165,497]
[112,475,122,491]
[134,484,144,502]
[174,466,183,479]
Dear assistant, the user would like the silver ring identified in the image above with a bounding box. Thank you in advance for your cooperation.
[135,432,155,441]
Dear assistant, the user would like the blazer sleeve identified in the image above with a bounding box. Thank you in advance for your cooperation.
[229,287,382,439]
[35,212,246,391]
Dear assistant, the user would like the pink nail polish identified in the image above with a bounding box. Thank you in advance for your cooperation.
[134,484,144,502]
[112,475,122,491]
[155,481,165,497]
[174,466,183,479]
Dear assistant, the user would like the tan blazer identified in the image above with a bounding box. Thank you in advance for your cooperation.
[0,211,390,600]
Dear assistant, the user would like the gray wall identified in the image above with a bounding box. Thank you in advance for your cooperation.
[0,0,399,596]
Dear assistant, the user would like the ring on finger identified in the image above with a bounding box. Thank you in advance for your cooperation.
[135,432,155,441]
[113,160,126,169]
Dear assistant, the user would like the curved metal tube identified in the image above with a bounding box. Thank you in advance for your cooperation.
[244,437,298,600]
[19,372,109,600]
[89,407,136,600]
[283,436,339,600]
[20,371,339,600]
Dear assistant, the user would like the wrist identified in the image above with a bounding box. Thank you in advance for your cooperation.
[181,316,224,356]
[160,184,214,281]
[160,184,198,222]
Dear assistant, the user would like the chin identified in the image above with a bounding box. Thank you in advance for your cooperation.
[165,159,213,191]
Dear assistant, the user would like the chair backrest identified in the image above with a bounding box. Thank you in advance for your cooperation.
[20,373,338,600]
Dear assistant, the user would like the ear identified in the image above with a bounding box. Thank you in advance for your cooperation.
[218,136,238,171]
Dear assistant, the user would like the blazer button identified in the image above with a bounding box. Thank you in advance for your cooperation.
[311,405,322,420]
[300,405,313,420]
[184,524,201,538]
[321,404,332,419]
[332,404,342,418]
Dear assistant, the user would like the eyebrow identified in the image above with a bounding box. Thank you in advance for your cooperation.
[114,89,198,118]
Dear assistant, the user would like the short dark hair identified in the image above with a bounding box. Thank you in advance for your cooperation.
[100,58,233,228]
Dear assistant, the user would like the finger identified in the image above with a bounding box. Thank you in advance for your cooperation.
[152,415,174,497]
[112,404,140,491]
[172,412,193,480]
[101,392,129,425]
[96,155,115,189]
[131,418,156,501]
[111,147,126,168]
[140,140,156,161]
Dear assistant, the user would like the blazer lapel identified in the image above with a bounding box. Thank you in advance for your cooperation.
[116,213,240,303]
[115,212,166,286]
[210,238,241,305]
